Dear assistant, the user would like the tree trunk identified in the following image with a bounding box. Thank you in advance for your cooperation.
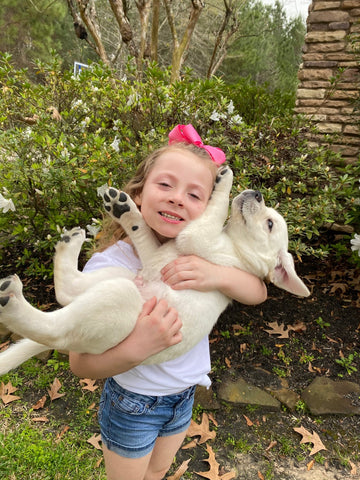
[135,0,152,78]
[164,0,204,82]
[150,0,160,62]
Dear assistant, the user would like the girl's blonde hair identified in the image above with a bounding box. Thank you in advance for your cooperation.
[96,142,219,251]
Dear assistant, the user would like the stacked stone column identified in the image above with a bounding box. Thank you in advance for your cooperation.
[295,0,360,164]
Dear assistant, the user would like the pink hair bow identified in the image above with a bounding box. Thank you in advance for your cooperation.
[168,124,226,166]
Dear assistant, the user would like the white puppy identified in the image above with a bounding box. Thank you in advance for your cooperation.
[0,167,309,374]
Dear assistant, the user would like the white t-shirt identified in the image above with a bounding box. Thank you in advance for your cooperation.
[84,240,211,395]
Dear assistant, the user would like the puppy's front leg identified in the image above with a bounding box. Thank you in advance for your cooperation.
[176,167,233,253]
[102,188,160,266]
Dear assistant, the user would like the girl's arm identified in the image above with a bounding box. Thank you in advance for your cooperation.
[69,297,182,379]
[161,255,267,305]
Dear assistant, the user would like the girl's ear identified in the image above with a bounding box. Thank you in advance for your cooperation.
[134,193,142,207]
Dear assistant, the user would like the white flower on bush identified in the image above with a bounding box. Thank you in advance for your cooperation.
[350,234,360,256]
[126,93,140,107]
[227,100,235,115]
[61,147,69,158]
[71,99,83,109]
[97,183,109,198]
[210,110,221,121]
[113,119,121,131]
[231,114,243,125]
[80,116,91,131]
[110,136,120,152]
[87,219,101,238]
[23,127,32,139]
[0,193,15,213]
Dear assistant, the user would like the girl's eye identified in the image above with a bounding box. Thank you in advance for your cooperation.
[189,193,200,200]
[159,182,171,188]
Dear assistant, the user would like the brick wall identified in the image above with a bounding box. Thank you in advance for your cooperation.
[295,0,360,163]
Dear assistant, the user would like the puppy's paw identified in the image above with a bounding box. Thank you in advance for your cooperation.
[55,227,86,253]
[102,188,132,220]
[214,166,233,192]
[0,275,23,310]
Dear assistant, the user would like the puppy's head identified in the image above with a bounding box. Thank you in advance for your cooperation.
[230,190,288,254]
[228,190,310,297]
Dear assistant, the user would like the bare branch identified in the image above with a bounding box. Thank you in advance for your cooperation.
[207,0,240,78]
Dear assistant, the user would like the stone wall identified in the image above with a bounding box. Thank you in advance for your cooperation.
[295,0,360,163]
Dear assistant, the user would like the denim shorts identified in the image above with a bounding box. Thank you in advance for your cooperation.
[98,377,196,458]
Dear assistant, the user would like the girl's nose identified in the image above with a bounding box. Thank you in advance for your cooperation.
[168,192,184,207]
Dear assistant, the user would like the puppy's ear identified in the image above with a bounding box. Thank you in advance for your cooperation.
[269,250,310,297]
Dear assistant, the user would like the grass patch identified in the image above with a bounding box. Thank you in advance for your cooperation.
[0,356,105,480]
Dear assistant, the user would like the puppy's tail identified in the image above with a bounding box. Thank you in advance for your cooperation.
[0,339,50,376]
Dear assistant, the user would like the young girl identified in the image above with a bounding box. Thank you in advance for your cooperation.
[70,125,267,480]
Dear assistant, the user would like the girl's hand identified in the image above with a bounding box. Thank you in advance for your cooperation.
[161,255,267,305]
[69,297,182,379]
[129,296,183,361]
[161,255,219,292]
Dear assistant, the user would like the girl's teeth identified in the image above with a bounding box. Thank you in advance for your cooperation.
[161,212,181,220]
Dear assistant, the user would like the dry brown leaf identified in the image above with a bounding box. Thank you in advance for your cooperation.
[187,413,216,444]
[87,433,103,450]
[32,395,47,410]
[208,413,218,427]
[308,362,322,374]
[32,416,49,422]
[325,336,339,344]
[195,444,236,480]
[225,357,231,368]
[258,472,265,480]
[48,378,65,401]
[240,343,247,353]
[182,439,199,449]
[290,321,307,333]
[329,283,347,294]
[0,381,21,405]
[264,321,290,338]
[349,460,357,475]
[243,415,253,427]
[166,459,191,480]
[265,440,277,451]
[80,378,99,392]
[307,459,315,470]
[294,426,327,455]
[56,425,70,442]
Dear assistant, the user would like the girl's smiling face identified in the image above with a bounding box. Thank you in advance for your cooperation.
[135,149,216,243]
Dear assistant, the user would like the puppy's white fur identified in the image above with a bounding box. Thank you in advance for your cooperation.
[0,168,309,374]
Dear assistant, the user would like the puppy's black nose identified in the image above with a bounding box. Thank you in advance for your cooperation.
[254,191,262,203]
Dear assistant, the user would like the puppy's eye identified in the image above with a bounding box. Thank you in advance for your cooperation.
[267,219,273,231]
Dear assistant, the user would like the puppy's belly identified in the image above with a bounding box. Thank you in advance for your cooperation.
[137,281,172,302]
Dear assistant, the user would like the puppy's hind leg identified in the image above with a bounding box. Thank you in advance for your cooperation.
[54,227,88,305]
[0,339,49,375]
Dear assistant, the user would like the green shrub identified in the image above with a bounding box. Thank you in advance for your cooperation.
[0,52,359,278]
